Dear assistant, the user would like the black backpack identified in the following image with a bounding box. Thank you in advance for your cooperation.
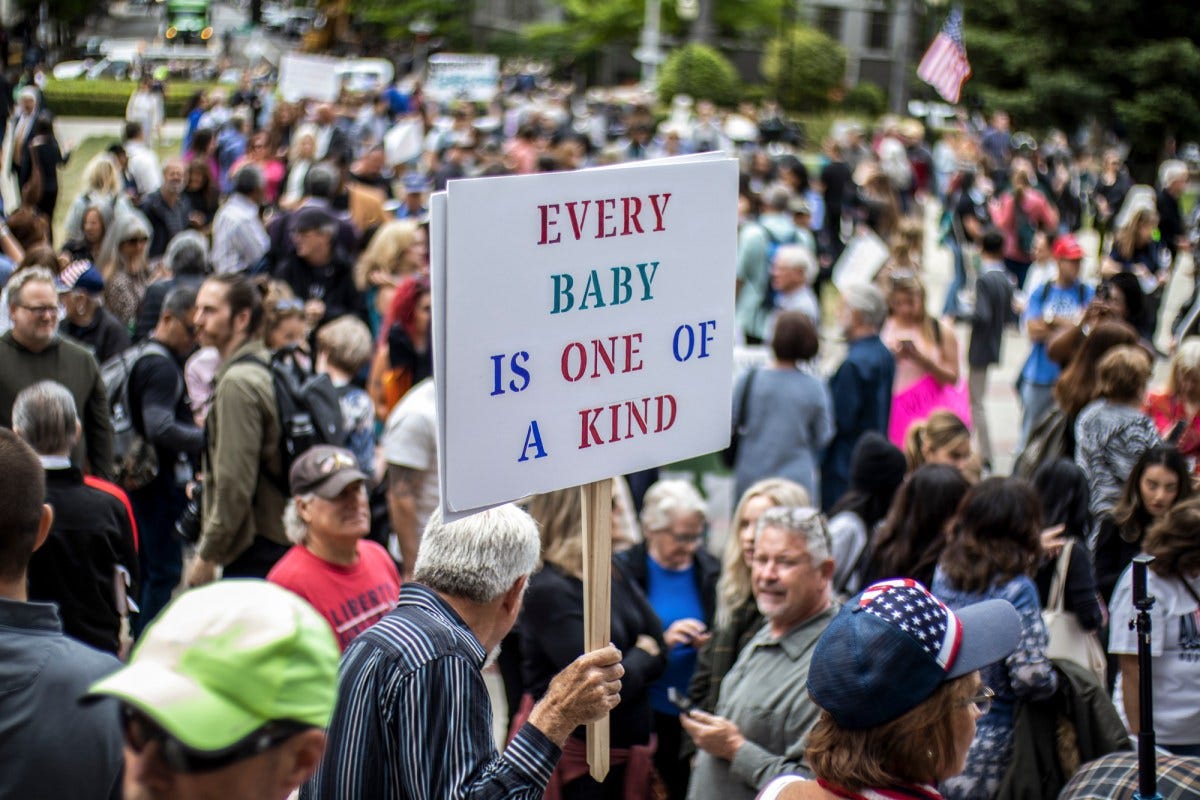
[234,346,347,490]
[102,340,173,490]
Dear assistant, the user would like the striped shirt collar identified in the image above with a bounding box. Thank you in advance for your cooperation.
[398,582,488,666]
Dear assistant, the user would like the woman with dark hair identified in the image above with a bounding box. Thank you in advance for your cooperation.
[933,478,1058,800]
[861,463,970,589]
[1030,459,1104,632]
[1094,444,1193,605]
[1108,496,1200,755]
[731,310,833,501]
[24,112,67,223]
[183,157,219,231]
[826,432,908,594]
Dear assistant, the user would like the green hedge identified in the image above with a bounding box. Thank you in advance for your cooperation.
[43,79,217,118]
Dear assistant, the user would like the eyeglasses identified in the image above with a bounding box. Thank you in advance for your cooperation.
[653,527,706,546]
[18,304,58,316]
[120,704,311,774]
[123,236,149,245]
[958,686,995,716]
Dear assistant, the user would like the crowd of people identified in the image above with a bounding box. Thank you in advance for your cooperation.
[0,65,1198,800]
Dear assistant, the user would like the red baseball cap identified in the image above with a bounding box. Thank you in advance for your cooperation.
[1052,234,1084,260]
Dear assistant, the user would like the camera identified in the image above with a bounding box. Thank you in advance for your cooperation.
[174,484,203,545]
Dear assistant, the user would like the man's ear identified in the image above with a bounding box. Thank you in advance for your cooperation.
[501,574,529,616]
[33,504,53,552]
[277,729,326,793]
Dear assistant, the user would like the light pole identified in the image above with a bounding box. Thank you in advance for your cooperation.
[634,0,665,88]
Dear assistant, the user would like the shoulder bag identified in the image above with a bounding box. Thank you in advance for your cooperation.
[1042,539,1106,684]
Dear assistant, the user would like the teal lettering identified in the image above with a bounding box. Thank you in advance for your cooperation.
[551,274,575,314]
[579,270,606,310]
[611,266,633,305]
[635,261,659,301]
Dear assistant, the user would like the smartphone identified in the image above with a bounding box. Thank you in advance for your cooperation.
[667,687,695,714]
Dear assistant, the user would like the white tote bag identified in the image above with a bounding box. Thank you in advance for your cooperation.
[1042,540,1107,684]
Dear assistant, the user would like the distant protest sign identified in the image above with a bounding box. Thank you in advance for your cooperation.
[425,53,501,103]
[431,155,738,517]
[278,53,341,102]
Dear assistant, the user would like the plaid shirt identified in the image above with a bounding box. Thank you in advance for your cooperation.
[1060,751,1200,799]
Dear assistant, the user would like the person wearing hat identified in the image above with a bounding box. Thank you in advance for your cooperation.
[758,579,1021,800]
[267,445,400,652]
[1018,231,1092,447]
[395,172,430,220]
[89,580,339,800]
[58,259,130,364]
[273,204,362,331]
[956,228,1016,471]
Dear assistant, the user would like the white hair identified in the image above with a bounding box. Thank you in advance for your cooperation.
[413,504,542,604]
[755,506,832,563]
[774,244,816,282]
[640,479,708,532]
[841,282,888,330]
[282,495,317,544]
[1160,159,1188,189]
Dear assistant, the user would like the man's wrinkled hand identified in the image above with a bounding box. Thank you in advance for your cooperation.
[680,709,746,762]
[527,644,624,746]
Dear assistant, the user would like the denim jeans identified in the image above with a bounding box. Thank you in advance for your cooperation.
[1019,381,1056,451]
[131,479,187,635]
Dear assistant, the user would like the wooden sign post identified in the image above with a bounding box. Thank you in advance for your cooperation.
[580,479,613,782]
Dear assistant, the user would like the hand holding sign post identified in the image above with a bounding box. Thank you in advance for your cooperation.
[432,155,737,779]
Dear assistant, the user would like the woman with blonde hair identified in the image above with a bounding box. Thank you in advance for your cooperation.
[62,153,131,242]
[353,219,427,335]
[904,410,973,473]
[882,270,965,445]
[690,477,809,714]
[1104,204,1168,339]
[279,122,319,209]
[1144,338,1200,473]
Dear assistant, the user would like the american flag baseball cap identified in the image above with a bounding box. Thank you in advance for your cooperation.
[807,579,1021,729]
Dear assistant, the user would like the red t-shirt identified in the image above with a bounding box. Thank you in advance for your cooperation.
[267,540,401,650]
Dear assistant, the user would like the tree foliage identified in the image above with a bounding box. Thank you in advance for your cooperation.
[346,0,473,47]
[657,43,740,106]
[957,0,1200,177]
[761,25,846,112]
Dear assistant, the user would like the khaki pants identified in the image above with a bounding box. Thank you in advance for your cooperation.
[968,365,992,466]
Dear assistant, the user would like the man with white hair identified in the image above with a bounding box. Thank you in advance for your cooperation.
[1158,159,1189,263]
[681,507,838,799]
[9,86,38,191]
[267,445,400,651]
[304,504,625,798]
[769,244,820,328]
[819,283,894,510]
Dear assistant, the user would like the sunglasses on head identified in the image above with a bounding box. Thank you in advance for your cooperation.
[120,704,311,774]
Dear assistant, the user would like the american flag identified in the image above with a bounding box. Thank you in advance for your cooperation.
[859,579,963,671]
[917,6,971,104]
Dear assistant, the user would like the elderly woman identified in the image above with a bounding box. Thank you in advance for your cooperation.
[519,486,666,799]
[933,478,1058,800]
[1145,339,1200,473]
[760,579,1020,800]
[1109,496,1200,756]
[615,479,718,798]
[1075,345,1160,519]
[98,210,154,329]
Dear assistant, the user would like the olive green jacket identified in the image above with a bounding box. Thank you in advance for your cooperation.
[199,339,285,565]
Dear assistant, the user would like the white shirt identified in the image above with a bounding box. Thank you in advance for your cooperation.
[211,193,268,274]
[124,140,161,196]
[382,379,440,537]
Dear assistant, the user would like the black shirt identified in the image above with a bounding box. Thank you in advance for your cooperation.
[60,309,130,365]
[140,189,192,258]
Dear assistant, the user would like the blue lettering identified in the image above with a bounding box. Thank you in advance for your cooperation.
[518,420,549,462]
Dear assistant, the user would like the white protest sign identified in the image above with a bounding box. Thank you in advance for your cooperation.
[434,157,738,517]
[425,53,500,103]
[278,53,341,103]
[832,228,890,291]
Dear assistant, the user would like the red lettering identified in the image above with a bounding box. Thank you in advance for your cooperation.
[566,200,591,240]
[621,197,645,236]
[579,408,605,448]
[560,342,586,382]
[537,204,561,245]
[655,394,677,432]
[597,198,617,238]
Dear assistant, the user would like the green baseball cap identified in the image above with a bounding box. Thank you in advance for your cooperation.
[88,580,340,753]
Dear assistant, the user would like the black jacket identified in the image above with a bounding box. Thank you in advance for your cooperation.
[615,540,721,627]
[60,309,130,365]
[26,467,139,654]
